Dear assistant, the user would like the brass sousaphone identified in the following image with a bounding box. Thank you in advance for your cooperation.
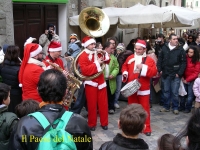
[73,7,110,80]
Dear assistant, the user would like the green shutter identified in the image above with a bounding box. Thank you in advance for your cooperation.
[12,0,68,3]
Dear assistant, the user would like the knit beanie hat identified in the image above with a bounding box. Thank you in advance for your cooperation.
[116,43,125,51]
[70,33,78,40]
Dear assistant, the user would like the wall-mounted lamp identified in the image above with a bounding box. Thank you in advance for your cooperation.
[151,24,154,28]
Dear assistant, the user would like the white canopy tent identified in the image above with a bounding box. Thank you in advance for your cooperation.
[69,7,127,26]
[69,4,198,29]
[162,5,200,29]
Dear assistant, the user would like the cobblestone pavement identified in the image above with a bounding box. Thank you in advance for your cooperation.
[82,101,192,150]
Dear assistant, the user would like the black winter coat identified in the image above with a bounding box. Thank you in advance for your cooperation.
[117,50,133,75]
[157,43,186,78]
[0,59,22,112]
[99,133,149,150]
[9,104,93,150]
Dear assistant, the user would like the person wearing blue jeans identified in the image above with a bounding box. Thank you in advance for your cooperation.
[161,76,181,112]
[179,45,200,113]
[179,81,195,113]
[114,75,122,108]
[70,83,86,114]
[157,33,186,115]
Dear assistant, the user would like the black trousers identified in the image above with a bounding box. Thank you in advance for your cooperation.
[106,80,115,111]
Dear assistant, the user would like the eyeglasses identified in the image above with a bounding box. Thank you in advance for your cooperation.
[110,42,115,45]
[188,38,193,39]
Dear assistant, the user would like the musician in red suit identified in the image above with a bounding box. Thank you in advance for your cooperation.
[43,41,64,70]
[43,41,69,110]
[121,40,157,136]
[78,36,110,131]
[18,38,46,102]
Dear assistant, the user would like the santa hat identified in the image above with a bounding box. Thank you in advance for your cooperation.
[82,36,96,48]
[18,43,42,87]
[48,41,62,52]
[70,33,78,40]
[135,40,146,48]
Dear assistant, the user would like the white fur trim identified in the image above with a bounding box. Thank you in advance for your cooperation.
[137,90,150,95]
[98,82,107,89]
[140,64,148,76]
[49,47,62,52]
[128,58,135,64]
[135,43,146,48]
[30,45,42,57]
[24,37,36,46]
[94,61,102,72]
[19,83,22,87]
[122,71,128,81]
[104,52,109,61]
[84,39,96,48]
[84,80,98,87]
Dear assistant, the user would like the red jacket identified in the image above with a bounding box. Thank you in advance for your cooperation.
[183,55,200,82]
[122,55,157,95]
[43,55,64,70]
[22,64,44,102]
[78,49,110,89]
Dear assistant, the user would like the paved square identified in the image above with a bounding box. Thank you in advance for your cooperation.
[85,101,191,150]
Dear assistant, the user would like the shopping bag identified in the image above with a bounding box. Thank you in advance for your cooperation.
[179,80,187,96]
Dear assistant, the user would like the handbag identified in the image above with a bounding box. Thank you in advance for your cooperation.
[121,57,147,98]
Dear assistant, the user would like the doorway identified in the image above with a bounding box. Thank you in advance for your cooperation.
[13,4,58,58]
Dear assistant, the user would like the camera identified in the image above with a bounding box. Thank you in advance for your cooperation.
[48,30,53,34]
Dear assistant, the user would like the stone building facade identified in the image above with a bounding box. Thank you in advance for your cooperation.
[0,0,14,48]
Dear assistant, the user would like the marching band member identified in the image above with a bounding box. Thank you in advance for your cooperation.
[43,41,64,70]
[18,39,45,102]
[78,36,110,131]
[121,40,157,136]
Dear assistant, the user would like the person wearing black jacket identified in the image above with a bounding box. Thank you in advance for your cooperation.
[9,69,93,150]
[154,33,165,57]
[0,45,22,113]
[157,33,186,115]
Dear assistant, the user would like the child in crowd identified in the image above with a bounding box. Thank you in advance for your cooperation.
[67,33,82,58]
[99,104,149,150]
[0,83,18,149]
[15,99,40,118]
[193,73,200,110]
[157,134,182,150]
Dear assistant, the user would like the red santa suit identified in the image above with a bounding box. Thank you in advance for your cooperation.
[43,55,64,70]
[43,41,64,70]
[43,41,69,110]
[78,36,110,128]
[19,43,46,102]
[121,41,157,134]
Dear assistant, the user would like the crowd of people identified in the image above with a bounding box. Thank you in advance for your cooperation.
[0,23,199,150]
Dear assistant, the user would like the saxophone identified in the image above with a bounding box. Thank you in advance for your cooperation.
[45,60,82,107]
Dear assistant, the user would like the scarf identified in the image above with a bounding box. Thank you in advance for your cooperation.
[28,58,47,70]
[128,52,146,71]
[168,43,176,50]
[84,48,97,61]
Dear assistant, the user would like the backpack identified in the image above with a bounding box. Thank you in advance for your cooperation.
[29,111,77,150]
[0,112,18,150]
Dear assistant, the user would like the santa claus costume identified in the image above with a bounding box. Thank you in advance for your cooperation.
[43,41,64,70]
[19,41,46,102]
[78,36,110,130]
[121,40,157,135]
